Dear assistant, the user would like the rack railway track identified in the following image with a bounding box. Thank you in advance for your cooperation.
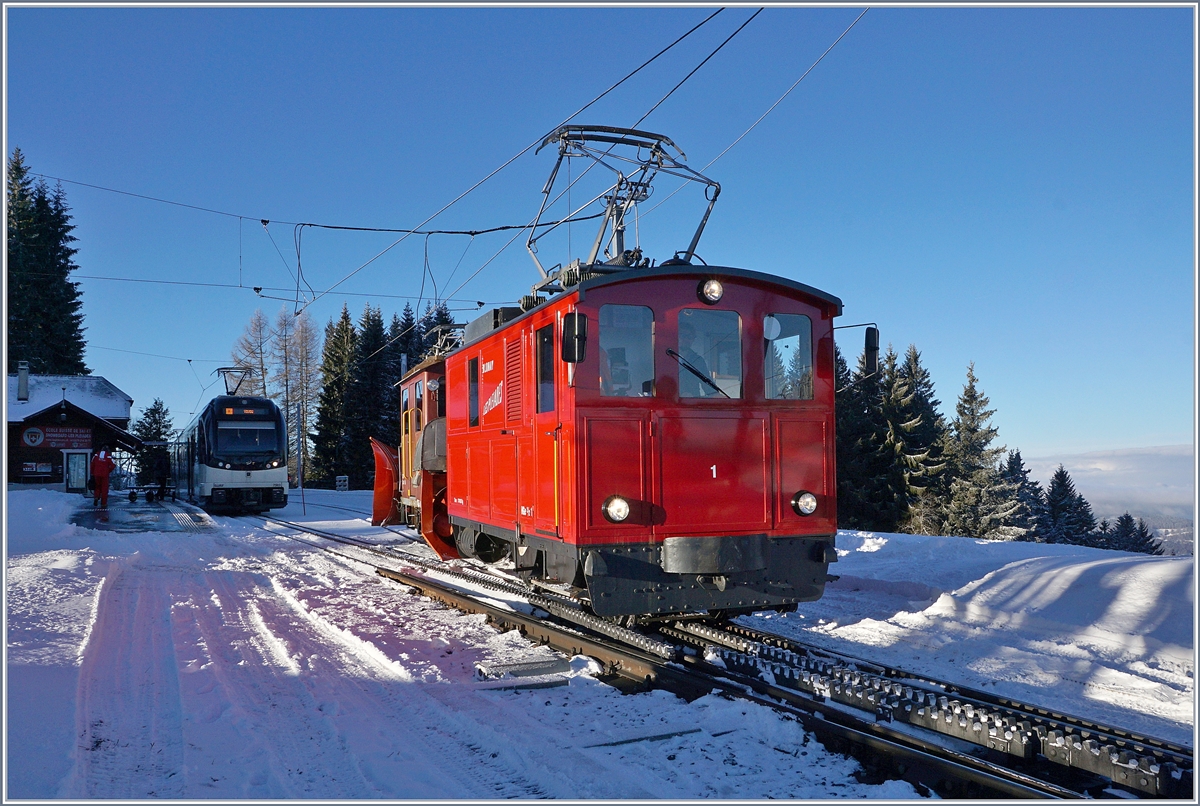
[239,512,1193,799]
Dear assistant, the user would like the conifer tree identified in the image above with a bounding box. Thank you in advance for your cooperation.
[129,398,174,485]
[274,307,321,482]
[834,344,895,530]
[1108,513,1163,555]
[342,304,389,488]
[381,312,406,444]
[999,449,1045,540]
[942,363,1019,538]
[896,345,948,535]
[396,302,422,375]
[230,309,272,397]
[878,346,931,532]
[1038,465,1097,544]
[311,305,357,482]
[1128,518,1163,555]
[7,149,88,374]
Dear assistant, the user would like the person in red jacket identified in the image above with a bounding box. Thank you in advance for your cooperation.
[90,447,116,508]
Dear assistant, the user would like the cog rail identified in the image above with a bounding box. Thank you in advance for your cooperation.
[663,621,1193,799]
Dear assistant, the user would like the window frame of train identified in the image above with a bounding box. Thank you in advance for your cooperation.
[599,303,655,398]
[763,313,814,401]
[536,324,555,414]
[676,307,742,399]
[469,357,480,427]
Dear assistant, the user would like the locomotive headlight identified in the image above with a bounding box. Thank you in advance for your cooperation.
[699,278,724,304]
[603,495,631,523]
[791,491,818,516]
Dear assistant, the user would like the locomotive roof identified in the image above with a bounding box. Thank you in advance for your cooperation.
[456,264,843,352]
[574,264,843,315]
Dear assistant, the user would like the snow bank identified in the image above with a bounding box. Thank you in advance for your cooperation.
[6,489,1193,797]
[747,529,1195,745]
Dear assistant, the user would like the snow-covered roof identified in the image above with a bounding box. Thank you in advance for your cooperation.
[6,374,134,423]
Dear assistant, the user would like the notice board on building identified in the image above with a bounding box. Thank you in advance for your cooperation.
[21,427,92,450]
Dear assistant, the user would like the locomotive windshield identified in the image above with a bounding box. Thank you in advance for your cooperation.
[599,304,655,396]
[764,313,814,400]
[676,308,742,398]
[216,421,279,454]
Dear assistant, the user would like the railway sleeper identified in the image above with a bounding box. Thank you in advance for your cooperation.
[717,647,1184,798]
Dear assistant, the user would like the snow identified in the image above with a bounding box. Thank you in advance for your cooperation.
[6,373,134,423]
[5,489,1194,798]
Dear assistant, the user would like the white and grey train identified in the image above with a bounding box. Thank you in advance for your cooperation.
[172,395,289,512]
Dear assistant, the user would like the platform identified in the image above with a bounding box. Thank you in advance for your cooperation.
[69,495,217,533]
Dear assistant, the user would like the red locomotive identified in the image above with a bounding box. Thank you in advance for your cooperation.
[373,126,875,620]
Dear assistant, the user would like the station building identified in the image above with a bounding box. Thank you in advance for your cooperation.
[7,362,143,493]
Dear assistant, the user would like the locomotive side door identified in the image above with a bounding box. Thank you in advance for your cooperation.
[532,323,560,537]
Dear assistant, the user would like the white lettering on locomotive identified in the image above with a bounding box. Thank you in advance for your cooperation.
[482,380,503,416]
[481,360,494,373]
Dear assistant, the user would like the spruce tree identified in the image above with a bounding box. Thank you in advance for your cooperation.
[1038,465,1097,544]
[942,363,1019,538]
[342,304,389,488]
[834,344,894,530]
[896,345,948,535]
[396,302,422,375]
[311,305,357,482]
[999,449,1045,540]
[1108,513,1163,555]
[878,346,932,532]
[382,312,406,444]
[1128,518,1163,555]
[129,398,174,485]
[7,149,88,374]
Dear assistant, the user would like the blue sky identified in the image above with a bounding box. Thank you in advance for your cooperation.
[5,6,1194,462]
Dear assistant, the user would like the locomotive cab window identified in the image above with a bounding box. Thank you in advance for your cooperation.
[536,324,555,414]
[599,304,655,397]
[435,376,446,418]
[675,308,742,398]
[216,421,278,453]
[402,388,410,434]
[414,380,424,432]
[764,314,814,400]
[469,358,480,427]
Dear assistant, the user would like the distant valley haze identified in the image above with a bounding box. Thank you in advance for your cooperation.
[1025,444,1194,554]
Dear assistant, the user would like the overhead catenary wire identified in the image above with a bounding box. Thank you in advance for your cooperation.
[297,8,725,313]
[632,8,763,130]
[23,271,500,305]
[643,7,870,218]
[25,11,724,315]
[429,8,764,295]
[90,345,226,363]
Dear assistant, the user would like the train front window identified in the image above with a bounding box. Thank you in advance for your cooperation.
[764,314,813,400]
[675,308,742,398]
[599,304,655,397]
[216,421,278,454]
[536,325,555,413]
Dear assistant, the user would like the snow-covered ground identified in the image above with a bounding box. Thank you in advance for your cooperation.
[5,488,1194,798]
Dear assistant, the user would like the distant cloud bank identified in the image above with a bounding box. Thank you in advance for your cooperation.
[1025,444,1194,523]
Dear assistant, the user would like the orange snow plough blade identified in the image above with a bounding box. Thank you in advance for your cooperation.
[369,437,402,526]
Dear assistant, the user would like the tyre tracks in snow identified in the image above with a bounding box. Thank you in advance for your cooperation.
[64,546,656,798]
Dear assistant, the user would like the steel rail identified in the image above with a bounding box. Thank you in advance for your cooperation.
[725,621,1193,758]
[666,621,1192,799]
[232,511,1187,798]
[373,564,1077,799]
